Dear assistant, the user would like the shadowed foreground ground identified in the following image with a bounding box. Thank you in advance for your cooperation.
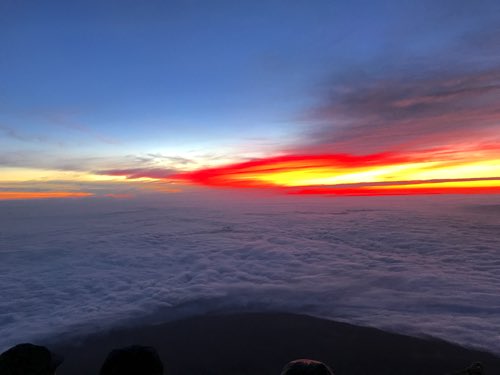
[51,313,500,375]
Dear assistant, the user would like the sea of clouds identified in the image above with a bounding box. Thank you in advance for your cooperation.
[1,194,499,354]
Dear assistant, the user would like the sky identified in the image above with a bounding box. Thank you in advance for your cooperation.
[1,0,500,199]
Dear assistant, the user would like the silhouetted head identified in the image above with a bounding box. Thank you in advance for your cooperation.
[99,345,163,375]
[452,362,484,375]
[468,362,484,375]
[0,343,63,375]
[280,359,334,375]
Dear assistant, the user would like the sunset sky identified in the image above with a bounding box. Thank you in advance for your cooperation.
[1,0,499,199]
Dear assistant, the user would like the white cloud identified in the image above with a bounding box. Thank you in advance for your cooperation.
[1,196,499,354]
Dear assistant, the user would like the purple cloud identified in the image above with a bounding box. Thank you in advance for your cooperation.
[95,168,177,179]
[294,67,500,154]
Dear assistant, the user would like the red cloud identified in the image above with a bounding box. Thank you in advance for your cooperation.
[170,152,421,188]
[169,146,500,195]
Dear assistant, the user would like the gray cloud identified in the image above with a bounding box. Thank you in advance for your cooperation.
[0,124,63,146]
[297,67,500,154]
[95,167,177,179]
[290,13,500,155]
[44,111,120,145]
[0,150,177,174]
[146,153,194,165]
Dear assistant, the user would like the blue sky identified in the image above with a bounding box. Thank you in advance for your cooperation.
[1,0,499,197]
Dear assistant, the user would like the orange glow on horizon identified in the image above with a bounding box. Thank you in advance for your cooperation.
[7,145,496,197]
[169,146,500,196]
[0,192,94,200]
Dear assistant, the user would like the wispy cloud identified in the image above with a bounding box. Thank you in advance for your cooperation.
[0,124,63,146]
[296,67,500,154]
[44,111,121,145]
[95,168,177,180]
[145,153,194,165]
[0,151,171,173]
[0,107,121,146]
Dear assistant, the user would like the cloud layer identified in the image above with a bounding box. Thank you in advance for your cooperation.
[1,196,500,354]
